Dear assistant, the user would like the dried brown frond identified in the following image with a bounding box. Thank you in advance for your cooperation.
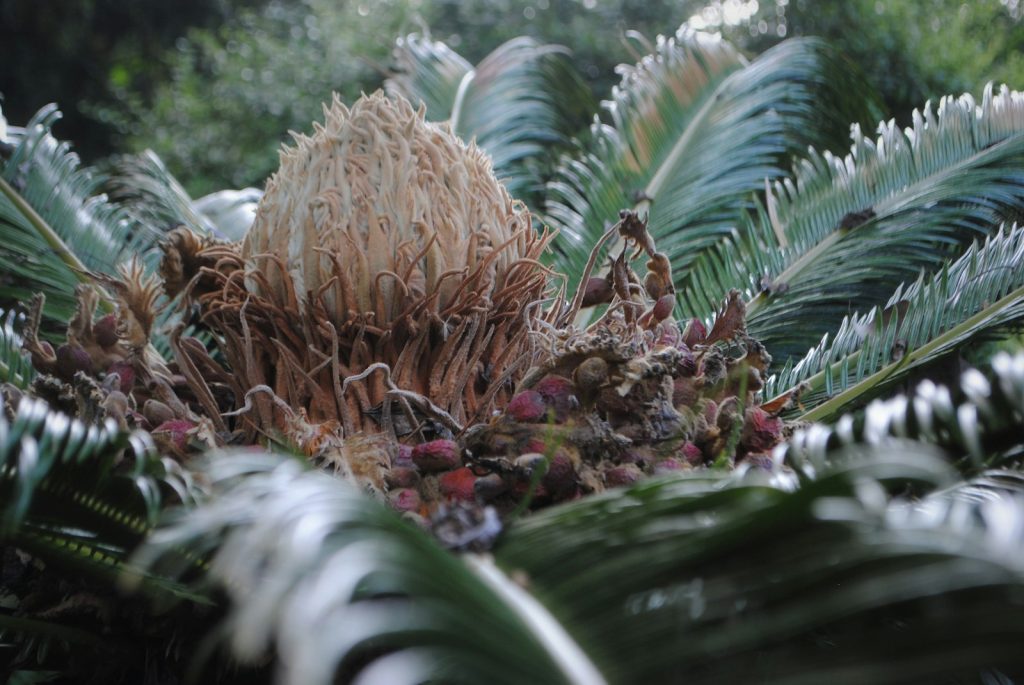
[159,226,239,300]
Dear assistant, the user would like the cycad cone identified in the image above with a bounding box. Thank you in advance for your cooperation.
[226,91,551,436]
[243,91,536,329]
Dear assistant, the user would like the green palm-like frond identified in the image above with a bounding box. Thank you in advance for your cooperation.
[544,28,879,295]
[1,395,200,580]
[0,310,34,388]
[0,106,158,325]
[497,450,1024,684]
[683,84,1024,361]
[109,150,218,236]
[1,395,203,675]
[137,451,605,685]
[781,351,1024,472]
[387,34,592,203]
[388,33,472,122]
[763,224,1024,421]
[139,442,1024,682]
[109,150,260,242]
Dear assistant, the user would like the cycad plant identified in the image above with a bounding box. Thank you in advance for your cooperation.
[4,23,1024,684]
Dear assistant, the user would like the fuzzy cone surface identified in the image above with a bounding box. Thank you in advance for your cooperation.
[160,93,554,489]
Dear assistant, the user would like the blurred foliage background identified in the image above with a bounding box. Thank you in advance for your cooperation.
[2,0,1023,197]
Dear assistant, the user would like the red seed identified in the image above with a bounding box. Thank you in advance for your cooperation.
[604,464,643,487]
[654,457,686,474]
[153,420,195,453]
[394,444,415,468]
[388,488,422,513]
[107,361,135,395]
[679,441,704,465]
[411,439,461,472]
[93,314,120,349]
[533,375,577,420]
[512,479,549,499]
[439,467,477,502]
[541,452,577,497]
[523,438,548,454]
[741,407,784,454]
[507,390,548,423]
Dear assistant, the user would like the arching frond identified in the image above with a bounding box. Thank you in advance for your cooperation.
[0,310,34,389]
[387,34,592,203]
[497,449,1024,684]
[683,84,1024,361]
[0,394,203,676]
[138,441,1024,684]
[388,33,473,122]
[109,150,258,241]
[136,452,605,685]
[781,351,1024,473]
[764,224,1024,421]
[544,28,879,295]
[0,106,158,325]
[1,395,201,582]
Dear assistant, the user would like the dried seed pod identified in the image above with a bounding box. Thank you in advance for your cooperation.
[93,314,120,349]
[645,252,672,293]
[651,294,675,322]
[143,399,176,427]
[644,271,666,301]
[101,390,130,430]
[411,439,461,472]
[573,357,608,394]
[55,343,92,382]
[581,276,615,308]
[28,340,57,375]
[473,473,508,501]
